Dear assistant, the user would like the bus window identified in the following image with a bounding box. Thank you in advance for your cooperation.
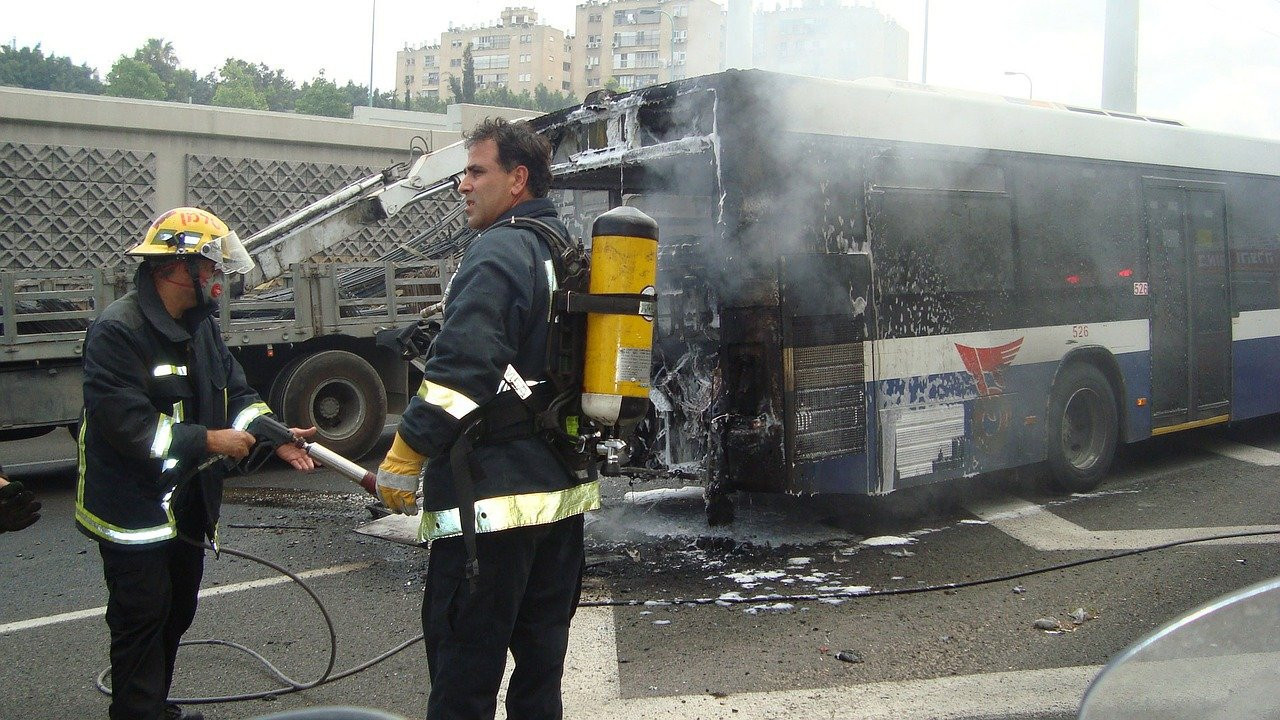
[867,163,1017,337]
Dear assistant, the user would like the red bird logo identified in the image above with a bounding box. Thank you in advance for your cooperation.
[955,338,1024,396]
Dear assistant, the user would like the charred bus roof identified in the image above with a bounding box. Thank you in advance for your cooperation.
[532,69,1280,183]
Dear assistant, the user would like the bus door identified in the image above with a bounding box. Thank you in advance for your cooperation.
[1143,178,1231,431]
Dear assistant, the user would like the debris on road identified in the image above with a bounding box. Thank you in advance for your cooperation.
[1068,607,1095,625]
[1033,617,1062,631]
[835,650,864,663]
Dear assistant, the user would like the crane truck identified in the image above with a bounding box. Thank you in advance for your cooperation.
[0,142,470,460]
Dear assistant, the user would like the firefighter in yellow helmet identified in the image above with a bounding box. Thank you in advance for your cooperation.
[78,207,315,720]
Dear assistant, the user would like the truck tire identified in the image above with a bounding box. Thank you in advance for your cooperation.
[1046,362,1118,493]
[273,350,387,459]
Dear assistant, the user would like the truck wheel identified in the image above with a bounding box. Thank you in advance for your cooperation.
[1046,363,1118,493]
[274,350,387,459]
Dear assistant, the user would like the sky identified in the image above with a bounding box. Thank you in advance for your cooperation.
[5,0,1280,140]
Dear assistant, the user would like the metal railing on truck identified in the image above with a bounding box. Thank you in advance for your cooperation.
[0,260,453,361]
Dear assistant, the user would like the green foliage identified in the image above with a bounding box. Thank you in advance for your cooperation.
[296,76,351,118]
[2,38,581,117]
[105,57,166,100]
[212,59,268,110]
[447,74,463,105]
[474,85,535,110]
[0,44,102,94]
[409,93,448,114]
[171,68,216,105]
[534,84,578,112]
[132,38,179,97]
[461,43,476,102]
[216,58,297,111]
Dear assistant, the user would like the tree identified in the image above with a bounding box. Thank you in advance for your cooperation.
[474,85,535,110]
[296,75,351,118]
[0,44,102,94]
[211,58,296,111]
[132,38,181,99]
[105,57,166,100]
[171,68,216,105]
[461,43,476,103]
[410,94,448,114]
[534,84,578,112]
[447,43,476,104]
[212,59,268,110]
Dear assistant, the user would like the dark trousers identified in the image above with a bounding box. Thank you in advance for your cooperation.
[99,540,205,720]
[423,513,585,720]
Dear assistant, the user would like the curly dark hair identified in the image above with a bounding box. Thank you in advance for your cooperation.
[464,117,553,198]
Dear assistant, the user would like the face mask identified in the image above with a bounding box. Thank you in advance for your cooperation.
[183,259,223,311]
[200,268,226,306]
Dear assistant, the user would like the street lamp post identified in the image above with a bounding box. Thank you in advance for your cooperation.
[1004,71,1033,99]
[368,0,376,106]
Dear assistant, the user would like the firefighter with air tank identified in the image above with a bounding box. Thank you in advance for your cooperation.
[376,117,658,719]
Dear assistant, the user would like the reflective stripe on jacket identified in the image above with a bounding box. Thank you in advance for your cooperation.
[396,198,600,543]
[76,267,275,548]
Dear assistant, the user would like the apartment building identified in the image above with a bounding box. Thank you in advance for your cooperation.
[396,7,570,103]
[569,0,725,96]
[752,2,907,82]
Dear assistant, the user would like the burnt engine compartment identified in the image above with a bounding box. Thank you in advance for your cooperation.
[535,72,869,500]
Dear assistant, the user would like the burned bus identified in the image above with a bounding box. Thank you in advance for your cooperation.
[529,69,1280,520]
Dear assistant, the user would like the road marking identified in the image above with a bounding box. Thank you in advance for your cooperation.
[966,497,1280,551]
[3,458,76,472]
[1193,437,1280,466]
[0,561,371,635]
[552,606,1098,719]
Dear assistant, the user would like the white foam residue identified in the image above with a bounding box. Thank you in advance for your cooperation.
[623,486,705,504]
[726,570,786,585]
[744,602,795,614]
[819,585,871,595]
[861,535,917,546]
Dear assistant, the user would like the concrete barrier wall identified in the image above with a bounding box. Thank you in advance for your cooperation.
[0,87,466,269]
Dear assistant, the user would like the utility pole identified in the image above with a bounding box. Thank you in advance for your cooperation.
[921,0,930,84]
[368,0,377,106]
[1101,0,1138,112]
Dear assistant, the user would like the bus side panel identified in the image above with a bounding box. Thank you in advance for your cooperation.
[865,325,1149,494]
[1115,348,1154,441]
[1232,310,1280,420]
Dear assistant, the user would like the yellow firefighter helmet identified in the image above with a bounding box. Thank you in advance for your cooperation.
[128,207,255,275]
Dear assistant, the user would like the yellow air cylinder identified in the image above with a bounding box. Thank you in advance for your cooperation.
[581,206,659,428]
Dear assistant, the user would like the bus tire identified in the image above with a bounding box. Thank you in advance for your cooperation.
[273,350,387,460]
[1046,362,1118,493]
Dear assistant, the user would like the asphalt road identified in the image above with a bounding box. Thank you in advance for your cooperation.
[3,417,1280,720]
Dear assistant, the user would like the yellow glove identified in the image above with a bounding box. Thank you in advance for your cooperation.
[376,432,426,515]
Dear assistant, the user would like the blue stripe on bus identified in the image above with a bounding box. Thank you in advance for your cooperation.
[1233,335,1280,420]
[792,351,1154,495]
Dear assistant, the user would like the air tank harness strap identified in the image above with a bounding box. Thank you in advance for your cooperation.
[447,384,556,593]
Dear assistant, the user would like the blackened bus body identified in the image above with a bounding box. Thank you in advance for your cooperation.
[530,69,1280,503]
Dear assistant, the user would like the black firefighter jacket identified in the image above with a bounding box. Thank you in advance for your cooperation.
[76,267,274,549]
[398,197,600,542]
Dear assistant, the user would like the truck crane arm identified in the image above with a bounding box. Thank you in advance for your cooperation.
[239,140,469,288]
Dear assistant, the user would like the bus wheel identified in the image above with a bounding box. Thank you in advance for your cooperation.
[274,350,387,460]
[1046,363,1118,493]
